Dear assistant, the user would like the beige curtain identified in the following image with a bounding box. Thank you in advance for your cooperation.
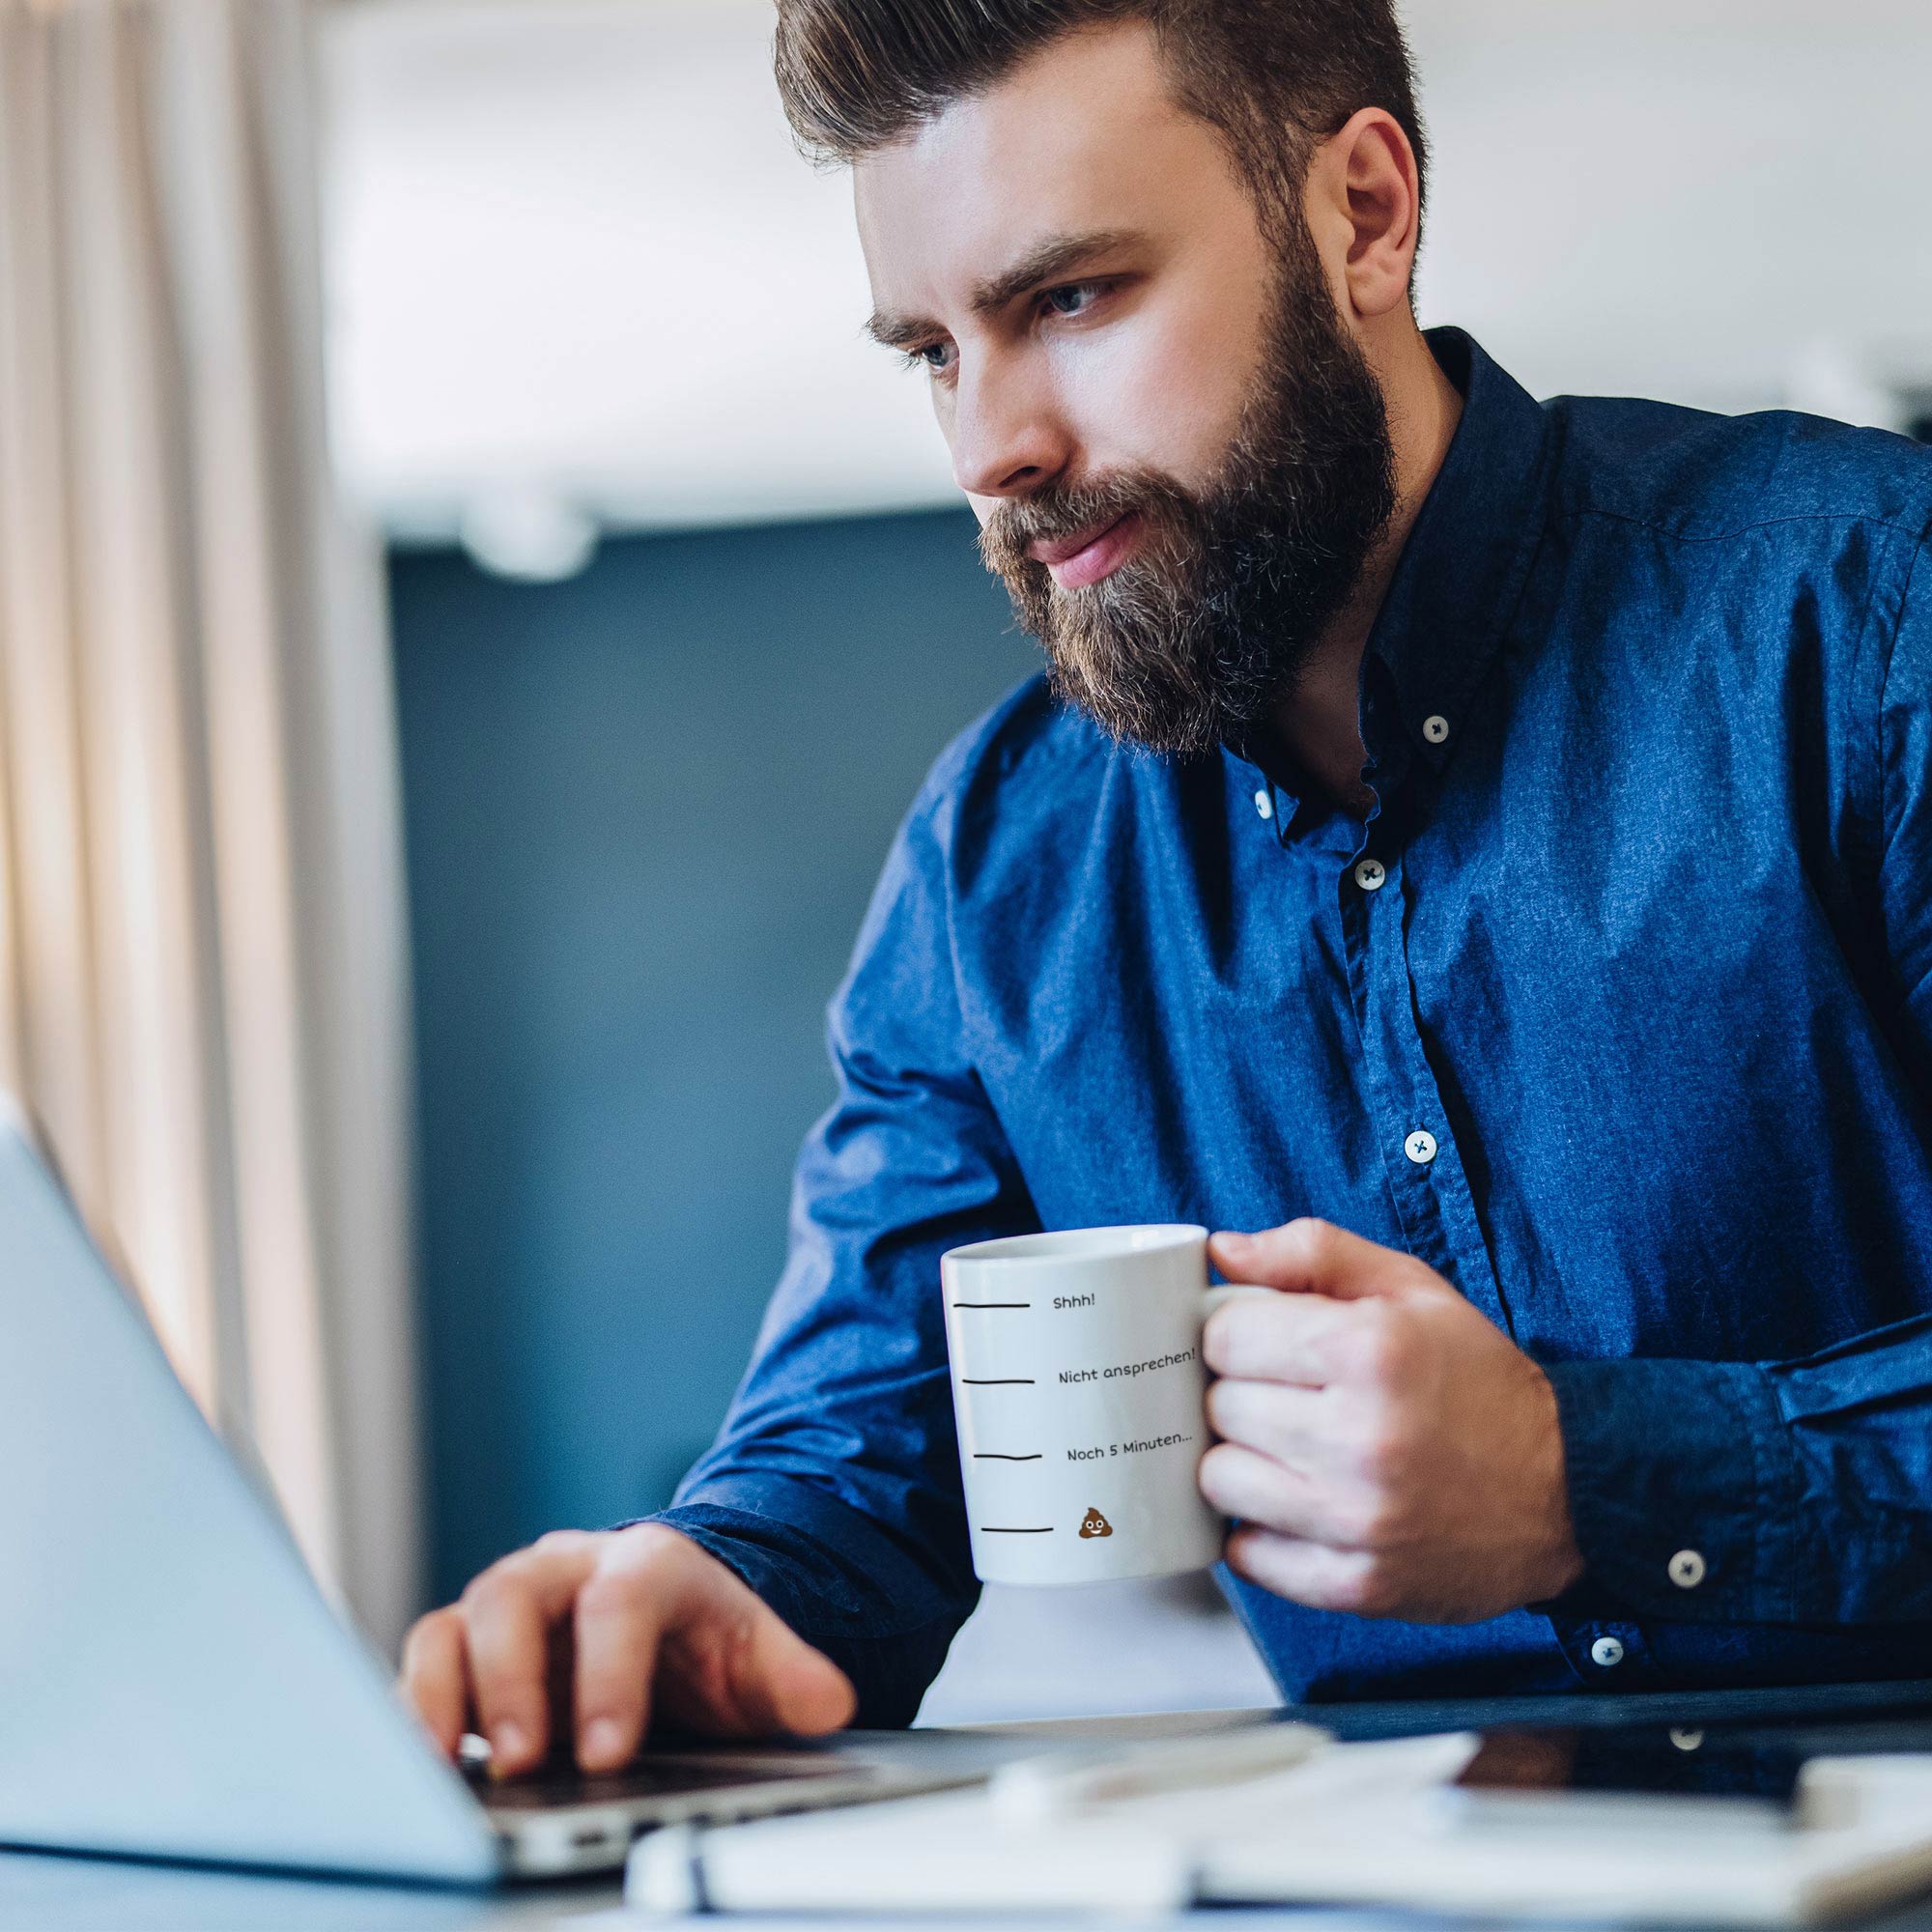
[0,0,422,1652]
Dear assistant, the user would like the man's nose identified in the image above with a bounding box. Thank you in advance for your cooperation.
[948,359,1070,499]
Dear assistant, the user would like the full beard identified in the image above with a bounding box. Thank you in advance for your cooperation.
[978,238,1399,760]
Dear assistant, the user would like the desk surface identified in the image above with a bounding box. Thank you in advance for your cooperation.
[11,1685,1932,1931]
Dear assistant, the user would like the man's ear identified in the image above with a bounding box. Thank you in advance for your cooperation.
[1303,106,1420,323]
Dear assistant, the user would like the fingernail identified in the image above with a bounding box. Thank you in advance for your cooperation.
[489,1721,526,1774]
[581,1718,624,1766]
[1214,1230,1253,1252]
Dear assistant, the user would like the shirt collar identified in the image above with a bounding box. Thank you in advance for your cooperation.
[1233,326,1556,834]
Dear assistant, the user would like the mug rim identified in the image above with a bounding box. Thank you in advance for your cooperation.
[942,1222,1207,1266]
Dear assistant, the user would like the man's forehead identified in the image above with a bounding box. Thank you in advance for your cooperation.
[851,21,1229,316]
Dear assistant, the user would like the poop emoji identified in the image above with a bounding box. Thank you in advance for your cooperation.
[1078,1506,1113,1539]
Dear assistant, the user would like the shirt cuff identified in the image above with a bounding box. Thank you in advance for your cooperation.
[1543,1355,1804,1623]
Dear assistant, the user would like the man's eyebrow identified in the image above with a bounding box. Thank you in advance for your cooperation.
[864,228,1141,351]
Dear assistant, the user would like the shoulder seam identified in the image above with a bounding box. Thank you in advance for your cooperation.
[1877,516,1932,862]
[1546,503,1932,548]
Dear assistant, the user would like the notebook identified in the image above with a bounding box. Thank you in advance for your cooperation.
[621,1724,1932,1924]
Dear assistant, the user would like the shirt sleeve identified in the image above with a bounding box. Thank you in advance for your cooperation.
[1545,1321,1932,1624]
[626,751,1037,1726]
[1544,525,1932,1629]
[1879,530,1932,1087]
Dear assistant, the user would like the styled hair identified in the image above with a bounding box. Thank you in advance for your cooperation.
[772,0,1427,242]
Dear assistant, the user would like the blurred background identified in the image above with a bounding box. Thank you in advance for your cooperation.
[3,0,1927,1726]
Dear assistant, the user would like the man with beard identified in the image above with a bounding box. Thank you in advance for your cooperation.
[401,1,1932,1776]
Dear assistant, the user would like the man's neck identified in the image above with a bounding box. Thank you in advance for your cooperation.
[1268,328,1465,816]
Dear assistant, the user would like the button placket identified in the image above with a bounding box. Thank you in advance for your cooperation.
[1337,845,1454,1287]
[1338,830,1513,1329]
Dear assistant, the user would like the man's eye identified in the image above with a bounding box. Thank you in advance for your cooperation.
[1040,281,1106,319]
[901,341,955,376]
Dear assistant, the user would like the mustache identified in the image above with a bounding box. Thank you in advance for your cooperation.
[978,470,1192,582]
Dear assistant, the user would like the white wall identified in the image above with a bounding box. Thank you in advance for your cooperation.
[322,0,949,542]
[1407,0,1932,418]
[322,0,1932,544]
[321,1,1932,545]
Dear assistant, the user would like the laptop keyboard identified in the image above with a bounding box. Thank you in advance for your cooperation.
[465,1750,864,1812]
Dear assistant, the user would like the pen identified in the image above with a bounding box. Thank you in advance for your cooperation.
[987,1719,1333,1823]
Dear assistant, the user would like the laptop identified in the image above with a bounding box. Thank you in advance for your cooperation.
[0,1103,1008,1882]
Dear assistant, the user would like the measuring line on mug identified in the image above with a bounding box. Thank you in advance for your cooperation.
[955,1306,1045,1463]
[941,1224,1264,1585]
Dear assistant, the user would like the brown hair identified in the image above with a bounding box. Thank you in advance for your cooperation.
[773,0,1427,242]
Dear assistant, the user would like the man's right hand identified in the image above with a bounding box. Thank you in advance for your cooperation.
[397,1522,857,1778]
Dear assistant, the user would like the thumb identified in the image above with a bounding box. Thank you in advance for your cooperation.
[1209,1217,1401,1302]
[736,1599,858,1736]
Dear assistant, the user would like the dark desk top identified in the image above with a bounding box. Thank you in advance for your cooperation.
[10,1685,1932,1931]
[1306,1675,1932,1744]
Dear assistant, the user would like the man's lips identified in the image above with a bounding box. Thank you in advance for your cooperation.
[1026,511,1142,590]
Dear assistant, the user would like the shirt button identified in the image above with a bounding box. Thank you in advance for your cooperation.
[1589,1635,1626,1669]
[1404,1129,1437,1165]
[1423,714,1450,744]
[1352,858,1386,892]
[1254,789,1273,821]
[1668,1548,1707,1589]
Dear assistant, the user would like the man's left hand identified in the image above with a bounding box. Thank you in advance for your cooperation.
[1200,1218,1583,1623]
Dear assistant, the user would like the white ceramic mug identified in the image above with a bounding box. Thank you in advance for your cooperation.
[939,1224,1267,1586]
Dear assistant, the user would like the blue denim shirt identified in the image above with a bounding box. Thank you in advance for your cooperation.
[650,327,1932,1722]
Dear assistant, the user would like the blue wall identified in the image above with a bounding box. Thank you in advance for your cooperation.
[388,506,1038,1605]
